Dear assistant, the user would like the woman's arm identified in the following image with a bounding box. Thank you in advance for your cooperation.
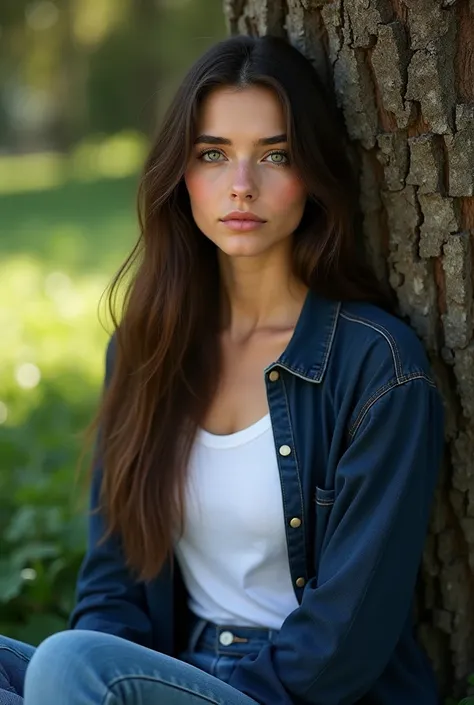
[228,376,444,705]
[68,336,154,647]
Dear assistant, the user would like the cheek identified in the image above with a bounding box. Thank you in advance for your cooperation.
[271,176,307,215]
[184,170,214,211]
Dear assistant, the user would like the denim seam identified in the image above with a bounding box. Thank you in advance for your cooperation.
[348,373,436,439]
[215,646,263,657]
[103,675,223,705]
[216,649,246,657]
[0,646,31,664]
[316,499,335,507]
[275,302,341,383]
[315,301,341,382]
[210,653,220,678]
[340,311,404,382]
[272,363,319,383]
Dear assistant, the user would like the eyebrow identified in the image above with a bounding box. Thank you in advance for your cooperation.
[194,133,287,146]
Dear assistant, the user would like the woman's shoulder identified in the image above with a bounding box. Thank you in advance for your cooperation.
[333,300,435,386]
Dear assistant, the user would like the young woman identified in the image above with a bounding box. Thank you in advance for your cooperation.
[0,35,444,705]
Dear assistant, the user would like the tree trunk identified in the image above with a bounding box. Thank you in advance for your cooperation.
[223,0,474,698]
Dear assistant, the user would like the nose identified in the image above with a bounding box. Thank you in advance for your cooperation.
[230,161,258,201]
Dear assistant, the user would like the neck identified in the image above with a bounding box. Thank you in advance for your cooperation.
[218,247,308,341]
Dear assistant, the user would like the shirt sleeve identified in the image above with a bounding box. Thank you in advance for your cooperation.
[68,335,154,647]
[228,376,444,705]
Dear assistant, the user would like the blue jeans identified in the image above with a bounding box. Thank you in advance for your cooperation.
[0,636,35,705]
[0,616,280,704]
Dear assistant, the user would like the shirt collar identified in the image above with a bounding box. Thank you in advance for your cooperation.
[268,290,341,383]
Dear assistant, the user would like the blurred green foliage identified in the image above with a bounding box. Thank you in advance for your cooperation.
[446,673,474,704]
[0,0,225,645]
[1,0,226,150]
[0,162,139,643]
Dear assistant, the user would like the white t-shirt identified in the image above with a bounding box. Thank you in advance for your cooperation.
[174,414,299,629]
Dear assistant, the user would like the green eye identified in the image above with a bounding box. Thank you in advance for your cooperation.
[201,150,223,162]
[266,151,289,165]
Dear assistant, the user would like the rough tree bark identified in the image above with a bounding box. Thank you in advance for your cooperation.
[223,0,474,698]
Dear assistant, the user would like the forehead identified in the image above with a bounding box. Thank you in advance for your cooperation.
[196,85,286,137]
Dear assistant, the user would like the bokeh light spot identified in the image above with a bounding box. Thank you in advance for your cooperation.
[15,363,41,389]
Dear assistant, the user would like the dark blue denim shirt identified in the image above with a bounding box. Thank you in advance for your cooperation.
[70,291,445,705]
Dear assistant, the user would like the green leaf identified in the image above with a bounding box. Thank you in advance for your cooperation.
[11,542,59,567]
[0,563,23,602]
[5,506,38,542]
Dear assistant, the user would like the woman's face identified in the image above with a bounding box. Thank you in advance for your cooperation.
[184,85,307,258]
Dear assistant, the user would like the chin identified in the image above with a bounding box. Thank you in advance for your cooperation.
[218,236,272,258]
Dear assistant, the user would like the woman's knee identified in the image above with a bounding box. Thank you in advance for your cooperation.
[25,631,75,685]
[24,630,109,703]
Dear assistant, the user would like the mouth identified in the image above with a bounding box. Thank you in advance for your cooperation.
[220,211,266,232]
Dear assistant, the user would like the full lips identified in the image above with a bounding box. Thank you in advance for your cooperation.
[220,219,266,231]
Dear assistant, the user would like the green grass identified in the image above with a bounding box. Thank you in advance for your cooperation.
[0,154,140,643]
[0,175,139,420]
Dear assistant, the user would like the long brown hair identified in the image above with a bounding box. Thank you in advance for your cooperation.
[87,35,392,582]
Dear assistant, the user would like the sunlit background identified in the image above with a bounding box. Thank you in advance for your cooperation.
[0,0,225,643]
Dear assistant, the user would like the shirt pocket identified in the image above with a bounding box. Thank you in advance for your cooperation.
[314,487,336,572]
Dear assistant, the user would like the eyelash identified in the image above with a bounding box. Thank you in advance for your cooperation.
[197,148,290,166]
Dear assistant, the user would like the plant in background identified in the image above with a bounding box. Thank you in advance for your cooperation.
[0,173,136,644]
[445,675,474,705]
[0,378,93,644]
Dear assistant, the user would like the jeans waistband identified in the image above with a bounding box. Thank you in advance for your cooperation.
[187,612,280,657]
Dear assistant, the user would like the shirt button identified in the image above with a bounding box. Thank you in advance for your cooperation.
[295,577,306,588]
[279,444,292,456]
[290,517,302,528]
[268,370,280,382]
[219,631,234,646]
